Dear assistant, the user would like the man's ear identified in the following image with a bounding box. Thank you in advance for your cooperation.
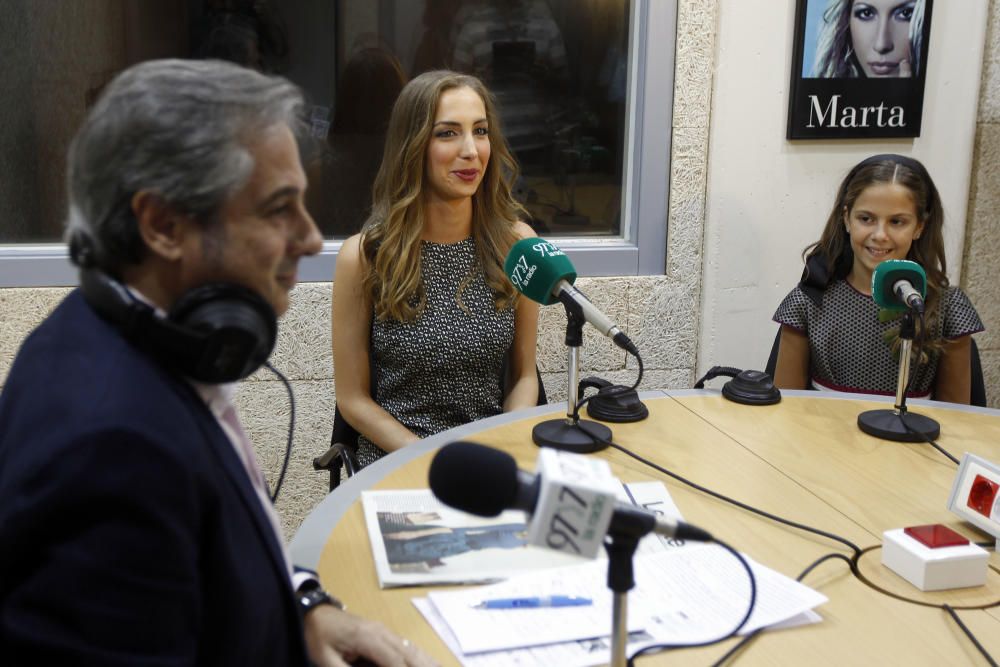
[132,191,192,262]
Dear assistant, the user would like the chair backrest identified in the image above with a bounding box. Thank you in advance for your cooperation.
[971,337,987,408]
[764,328,781,379]
[329,404,361,455]
[534,367,548,405]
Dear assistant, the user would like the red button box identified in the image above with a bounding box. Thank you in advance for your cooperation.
[903,524,970,549]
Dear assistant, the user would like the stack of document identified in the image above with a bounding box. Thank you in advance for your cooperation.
[362,481,691,588]
[413,544,828,666]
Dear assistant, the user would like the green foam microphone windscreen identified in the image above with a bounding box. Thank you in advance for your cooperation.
[871,259,926,311]
[504,238,577,305]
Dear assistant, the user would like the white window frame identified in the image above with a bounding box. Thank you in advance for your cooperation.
[0,0,674,287]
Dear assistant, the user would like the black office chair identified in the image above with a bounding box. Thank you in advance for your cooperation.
[765,327,814,387]
[312,405,364,492]
[765,327,987,407]
[970,337,987,408]
[313,355,547,491]
[764,328,783,380]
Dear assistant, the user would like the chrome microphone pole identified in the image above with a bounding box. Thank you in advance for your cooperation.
[531,291,611,453]
[893,336,913,414]
[857,310,940,441]
[604,516,644,667]
[565,345,580,425]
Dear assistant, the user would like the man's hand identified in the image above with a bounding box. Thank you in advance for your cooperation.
[303,604,439,667]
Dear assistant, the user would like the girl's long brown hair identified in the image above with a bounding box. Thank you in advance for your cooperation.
[804,154,948,351]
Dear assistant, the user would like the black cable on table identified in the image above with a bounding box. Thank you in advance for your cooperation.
[709,553,856,666]
[625,538,758,666]
[901,416,960,465]
[898,311,959,466]
[943,604,999,667]
[571,349,644,421]
[569,349,994,664]
[575,420,863,557]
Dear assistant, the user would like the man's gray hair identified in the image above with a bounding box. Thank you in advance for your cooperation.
[65,58,304,273]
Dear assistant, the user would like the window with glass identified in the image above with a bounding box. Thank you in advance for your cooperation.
[0,0,674,285]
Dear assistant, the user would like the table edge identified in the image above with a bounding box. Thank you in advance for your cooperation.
[290,388,999,568]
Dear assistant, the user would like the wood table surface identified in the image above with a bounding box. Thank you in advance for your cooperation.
[306,392,1000,665]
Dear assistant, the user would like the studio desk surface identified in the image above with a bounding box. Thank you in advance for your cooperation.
[291,390,1000,665]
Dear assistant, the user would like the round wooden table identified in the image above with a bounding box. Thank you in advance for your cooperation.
[291,390,1000,665]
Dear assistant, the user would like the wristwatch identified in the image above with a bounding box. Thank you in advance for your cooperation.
[297,582,346,614]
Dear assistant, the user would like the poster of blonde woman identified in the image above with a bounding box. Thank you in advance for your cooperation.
[788,0,933,139]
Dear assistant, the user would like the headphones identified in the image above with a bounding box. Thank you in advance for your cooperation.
[80,267,277,383]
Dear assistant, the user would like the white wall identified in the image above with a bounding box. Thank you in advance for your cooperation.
[698,0,989,374]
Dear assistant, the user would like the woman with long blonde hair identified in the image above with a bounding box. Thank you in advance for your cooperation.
[812,0,926,78]
[332,70,539,466]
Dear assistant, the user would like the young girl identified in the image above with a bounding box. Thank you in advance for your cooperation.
[332,70,539,467]
[772,154,984,403]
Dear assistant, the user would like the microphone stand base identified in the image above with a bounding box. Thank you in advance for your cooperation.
[857,409,940,442]
[532,419,611,453]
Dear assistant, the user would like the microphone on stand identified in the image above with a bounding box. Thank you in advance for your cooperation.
[504,238,638,354]
[430,442,716,667]
[871,259,927,314]
[857,259,940,442]
[504,238,642,452]
[428,441,713,554]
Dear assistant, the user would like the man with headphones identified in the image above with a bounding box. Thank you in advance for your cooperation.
[0,60,434,667]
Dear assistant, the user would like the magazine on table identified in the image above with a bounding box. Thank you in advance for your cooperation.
[362,481,693,588]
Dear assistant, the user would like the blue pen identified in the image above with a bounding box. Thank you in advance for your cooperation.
[475,595,592,609]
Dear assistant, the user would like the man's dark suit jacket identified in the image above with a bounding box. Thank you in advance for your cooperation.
[0,290,310,666]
